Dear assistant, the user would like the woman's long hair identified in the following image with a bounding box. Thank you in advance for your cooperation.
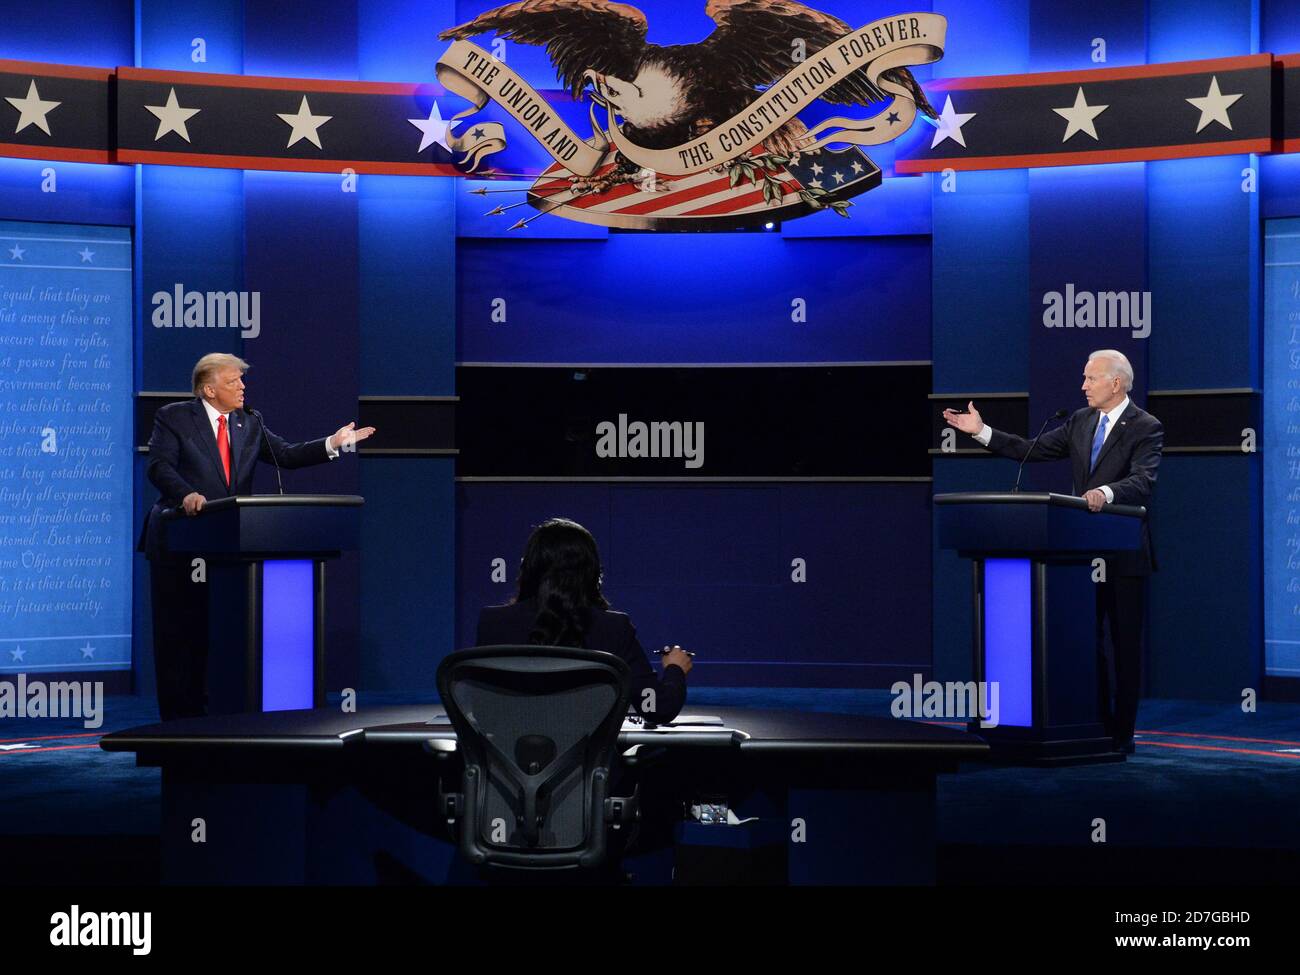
[513,517,610,647]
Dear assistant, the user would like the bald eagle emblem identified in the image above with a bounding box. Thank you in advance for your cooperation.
[436,2,948,229]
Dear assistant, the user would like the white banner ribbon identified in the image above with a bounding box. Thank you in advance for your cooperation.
[435,11,946,177]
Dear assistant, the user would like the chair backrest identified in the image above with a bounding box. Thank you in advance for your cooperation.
[436,645,631,870]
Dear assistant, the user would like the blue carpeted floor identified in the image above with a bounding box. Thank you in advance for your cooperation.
[2,689,1297,883]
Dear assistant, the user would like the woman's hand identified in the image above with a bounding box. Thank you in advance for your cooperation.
[662,646,693,677]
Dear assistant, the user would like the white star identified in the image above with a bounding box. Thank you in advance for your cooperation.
[810,162,824,175]
[930,95,976,149]
[8,244,25,261]
[408,101,452,153]
[80,642,95,659]
[9,646,24,662]
[808,178,823,189]
[0,743,38,751]
[832,170,845,184]
[78,248,94,263]
[5,80,61,136]
[1186,76,1243,133]
[850,160,864,174]
[277,96,332,149]
[1053,87,1108,142]
[145,87,201,143]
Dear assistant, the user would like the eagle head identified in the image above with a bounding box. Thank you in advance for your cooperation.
[595,62,690,132]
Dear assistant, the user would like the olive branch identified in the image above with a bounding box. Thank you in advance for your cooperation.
[724,152,854,218]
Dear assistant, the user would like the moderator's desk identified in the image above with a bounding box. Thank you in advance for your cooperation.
[101,705,988,885]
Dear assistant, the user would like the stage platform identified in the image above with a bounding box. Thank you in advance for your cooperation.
[2,688,1298,884]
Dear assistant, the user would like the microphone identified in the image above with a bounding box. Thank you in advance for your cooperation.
[245,406,284,495]
[1012,409,1069,493]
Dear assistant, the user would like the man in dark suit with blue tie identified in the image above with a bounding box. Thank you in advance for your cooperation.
[943,349,1163,754]
[139,353,375,720]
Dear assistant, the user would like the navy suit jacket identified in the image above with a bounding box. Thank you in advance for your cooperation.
[476,598,688,724]
[138,398,333,560]
[986,401,1163,576]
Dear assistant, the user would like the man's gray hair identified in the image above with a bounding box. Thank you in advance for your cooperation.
[192,353,250,397]
[1088,349,1133,392]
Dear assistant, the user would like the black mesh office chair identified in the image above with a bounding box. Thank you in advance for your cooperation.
[433,646,640,872]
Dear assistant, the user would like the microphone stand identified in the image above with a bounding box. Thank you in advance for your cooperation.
[246,407,284,495]
[1012,409,1068,493]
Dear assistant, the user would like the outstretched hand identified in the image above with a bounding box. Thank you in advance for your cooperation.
[329,421,376,452]
[942,401,983,436]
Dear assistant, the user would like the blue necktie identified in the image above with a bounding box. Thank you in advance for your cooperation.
[1089,413,1109,472]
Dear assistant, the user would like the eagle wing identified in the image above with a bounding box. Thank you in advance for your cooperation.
[439,0,650,98]
[699,0,935,116]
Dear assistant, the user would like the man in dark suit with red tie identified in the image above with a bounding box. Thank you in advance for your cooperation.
[943,349,1163,754]
[139,353,375,720]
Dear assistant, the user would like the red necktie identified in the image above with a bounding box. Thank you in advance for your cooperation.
[216,414,231,485]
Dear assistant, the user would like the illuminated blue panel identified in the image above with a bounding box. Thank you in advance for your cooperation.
[457,233,931,362]
[1264,218,1300,677]
[983,558,1032,728]
[262,559,314,711]
[360,176,459,392]
[243,0,358,80]
[1148,154,1257,391]
[138,0,244,72]
[1262,154,1300,221]
[933,0,1029,76]
[0,0,131,66]
[139,165,245,392]
[0,220,133,675]
[932,167,1029,393]
[1026,0,1146,73]
[0,159,134,227]
[360,0,456,81]
[1148,0,1256,62]
[1262,0,1300,54]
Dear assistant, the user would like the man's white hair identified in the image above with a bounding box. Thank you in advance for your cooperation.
[1088,349,1133,392]
[192,352,250,397]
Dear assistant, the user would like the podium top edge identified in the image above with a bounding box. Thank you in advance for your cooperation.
[199,494,365,512]
[933,492,1146,518]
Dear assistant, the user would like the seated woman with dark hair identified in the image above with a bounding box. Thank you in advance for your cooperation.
[476,517,692,723]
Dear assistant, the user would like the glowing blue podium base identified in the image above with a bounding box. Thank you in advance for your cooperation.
[163,494,363,714]
[936,492,1146,766]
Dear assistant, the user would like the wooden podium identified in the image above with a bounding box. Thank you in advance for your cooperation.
[935,492,1146,764]
[163,494,363,715]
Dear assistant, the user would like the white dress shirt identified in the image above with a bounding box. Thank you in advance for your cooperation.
[974,395,1130,503]
[200,398,339,473]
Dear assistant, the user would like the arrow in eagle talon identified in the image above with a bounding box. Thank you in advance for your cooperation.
[486,198,535,214]
[509,197,571,230]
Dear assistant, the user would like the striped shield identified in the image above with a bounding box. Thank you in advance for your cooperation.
[521,142,882,230]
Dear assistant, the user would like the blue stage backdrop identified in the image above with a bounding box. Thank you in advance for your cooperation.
[1264,216,1300,678]
[0,220,133,675]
